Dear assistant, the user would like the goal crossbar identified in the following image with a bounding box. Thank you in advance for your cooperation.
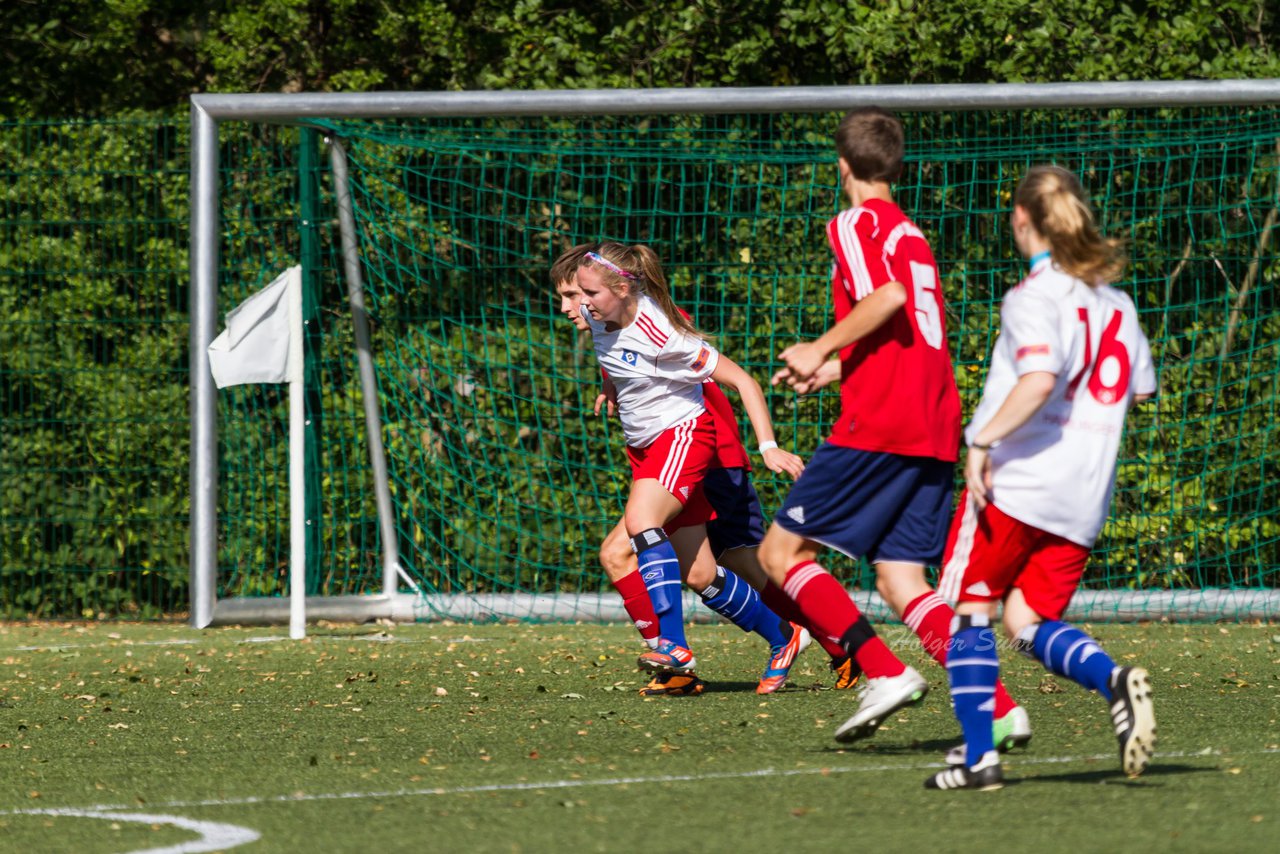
[190,80,1280,628]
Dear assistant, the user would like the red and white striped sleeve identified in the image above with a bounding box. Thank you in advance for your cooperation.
[641,310,719,382]
[827,207,891,301]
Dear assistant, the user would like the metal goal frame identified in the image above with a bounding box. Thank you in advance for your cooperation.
[190,79,1280,628]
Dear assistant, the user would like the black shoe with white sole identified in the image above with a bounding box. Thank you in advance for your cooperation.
[1110,666,1157,777]
[925,751,1004,791]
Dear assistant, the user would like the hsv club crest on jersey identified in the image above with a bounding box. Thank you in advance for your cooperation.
[583,294,720,448]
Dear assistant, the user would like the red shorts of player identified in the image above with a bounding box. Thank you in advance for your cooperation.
[666,484,715,533]
[937,489,1090,621]
[626,411,717,528]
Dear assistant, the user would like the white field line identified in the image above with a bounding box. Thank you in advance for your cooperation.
[5,634,488,653]
[13,639,198,651]
[14,808,259,854]
[239,634,489,645]
[3,746,1274,819]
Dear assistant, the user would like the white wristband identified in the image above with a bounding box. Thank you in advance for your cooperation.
[758,441,778,454]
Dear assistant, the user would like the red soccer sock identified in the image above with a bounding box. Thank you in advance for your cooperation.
[849,632,907,679]
[901,591,1017,716]
[612,570,660,649]
[993,677,1017,718]
[902,591,954,666]
[759,578,846,660]
[782,560,905,678]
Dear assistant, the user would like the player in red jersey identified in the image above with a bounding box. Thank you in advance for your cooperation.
[926,166,1157,791]
[550,243,816,694]
[759,107,1022,745]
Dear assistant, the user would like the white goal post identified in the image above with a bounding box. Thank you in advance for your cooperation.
[189,80,1280,629]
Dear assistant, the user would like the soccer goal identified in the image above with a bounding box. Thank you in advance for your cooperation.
[190,81,1280,629]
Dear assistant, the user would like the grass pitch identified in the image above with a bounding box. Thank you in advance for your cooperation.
[0,620,1275,852]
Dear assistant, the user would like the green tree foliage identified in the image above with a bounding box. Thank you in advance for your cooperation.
[0,120,190,616]
[1,2,1277,616]
[2,1,1276,118]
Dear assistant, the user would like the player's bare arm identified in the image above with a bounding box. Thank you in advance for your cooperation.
[775,280,907,383]
[593,371,617,416]
[772,356,840,393]
[964,370,1056,508]
[709,356,805,480]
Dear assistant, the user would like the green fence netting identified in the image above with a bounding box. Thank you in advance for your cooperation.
[1,120,189,618]
[2,105,1278,620]
[305,108,1278,618]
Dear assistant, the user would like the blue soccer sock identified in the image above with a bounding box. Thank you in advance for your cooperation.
[947,614,999,768]
[1023,620,1117,701]
[699,565,789,650]
[632,528,687,648]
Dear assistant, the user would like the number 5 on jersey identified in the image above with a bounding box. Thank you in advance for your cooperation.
[909,260,945,349]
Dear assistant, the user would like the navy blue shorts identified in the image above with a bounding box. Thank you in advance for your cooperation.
[774,443,954,565]
[703,467,766,558]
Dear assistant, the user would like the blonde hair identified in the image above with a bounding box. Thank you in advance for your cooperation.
[1015,165,1125,285]
[578,241,701,338]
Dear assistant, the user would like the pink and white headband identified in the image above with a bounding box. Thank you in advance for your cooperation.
[584,251,638,280]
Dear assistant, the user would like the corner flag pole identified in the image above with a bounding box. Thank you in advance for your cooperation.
[287,266,307,639]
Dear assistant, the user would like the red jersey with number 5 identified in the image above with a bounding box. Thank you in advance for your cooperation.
[964,258,1157,546]
[826,198,962,461]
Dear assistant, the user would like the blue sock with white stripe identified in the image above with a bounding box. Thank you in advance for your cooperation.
[947,614,999,768]
[699,565,789,650]
[1026,620,1117,701]
[632,528,687,648]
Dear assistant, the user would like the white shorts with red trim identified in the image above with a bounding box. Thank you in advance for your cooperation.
[937,490,1090,621]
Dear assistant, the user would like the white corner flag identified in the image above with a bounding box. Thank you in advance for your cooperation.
[207,265,308,639]
[207,266,301,388]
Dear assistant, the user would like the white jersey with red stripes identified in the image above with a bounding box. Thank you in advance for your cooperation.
[965,257,1157,546]
[584,294,720,447]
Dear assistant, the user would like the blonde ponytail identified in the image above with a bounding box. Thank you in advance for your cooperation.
[1015,165,1126,285]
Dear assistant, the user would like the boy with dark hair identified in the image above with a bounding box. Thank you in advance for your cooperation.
[761,107,1025,745]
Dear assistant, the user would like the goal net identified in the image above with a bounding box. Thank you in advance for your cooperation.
[199,93,1279,624]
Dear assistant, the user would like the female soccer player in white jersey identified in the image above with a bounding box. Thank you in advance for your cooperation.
[574,241,805,678]
[550,245,825,695]
[926,165,1158,791]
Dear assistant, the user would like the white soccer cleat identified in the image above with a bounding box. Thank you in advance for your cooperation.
[999,704,1033,750]
[1110,666,1157,777]
[833,666,929,743]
